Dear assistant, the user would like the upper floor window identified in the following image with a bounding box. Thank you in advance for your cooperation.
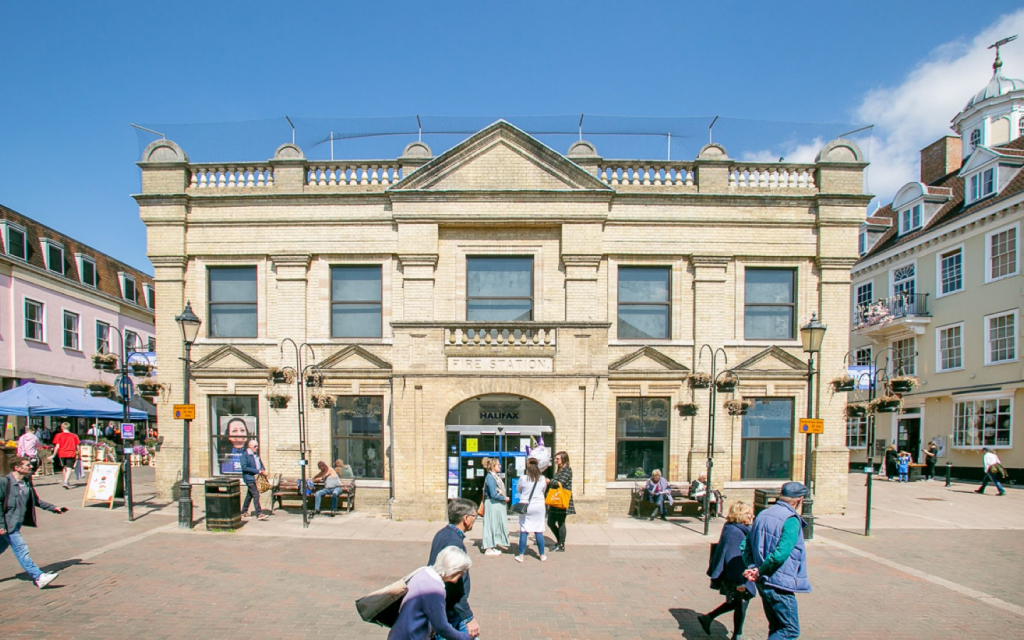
[24,299,44,342]
[899,204,922,235]
[466,257,532,321]
[331,265,382,338]
[892,337,916,377]
[970,128,981,151]
[143,284,155,309]
[987,225,1018,282]
[617,266,670,340]
[124,329,140,352]
[209,266,257,338]
[969,167,996,203]
[938,248,963,295]
[76,255,97,287]
[744,268,795,341]
[858,229,867,256]
[854,347,872,366]
[119,273,136,302]
[42,239,64,275]
[63,311,80,350]
[96,320,110,353]
[846,415,868,449]
[855,282,873,307]
[937,323,963,372]
[985,310,1017,365]
[2,222,27,260]
[892,263,915,298]
[146,336,156,352]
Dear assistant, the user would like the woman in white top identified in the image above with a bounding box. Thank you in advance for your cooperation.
[514,457,549,563]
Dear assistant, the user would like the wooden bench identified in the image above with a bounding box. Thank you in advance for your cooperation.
[629,483,722,520]
[272,476,356,514]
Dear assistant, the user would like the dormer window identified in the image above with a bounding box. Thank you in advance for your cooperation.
[858,229,867,256]
[969,167,996,203]
[143,284,155,309]
[119,272,136,302]
[970,128,981,151]
[1,222,27,260]
[76,254,97,287]
[899,204,922,235]
[41,239,64,275]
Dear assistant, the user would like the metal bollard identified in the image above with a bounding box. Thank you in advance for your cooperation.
[945,462,952,487]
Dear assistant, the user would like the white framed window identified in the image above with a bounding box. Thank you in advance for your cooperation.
[986,223,1018,283]
[899,204,922,235]
[984,310,1018,365]
[143,284,155,309]
[76,254,97,287]
[119,273,136,302]
[891,262,916,298]
[854,346,872,366]
[969,167,996,202]
[62,310,80,350]
[24,299,44,342]
[970,128,981,151]
[846,415,868,449]
[936,323,963,372]
[1,221,28,260]
[124,329,140,352]
[858,229,867,256]
[892,337,916,376]
[41,238,64,275]
[855,282,873,307]
[953,397,1012,448]
[146,336,156,352]
[937,246,963,296]
[96,320,110,354]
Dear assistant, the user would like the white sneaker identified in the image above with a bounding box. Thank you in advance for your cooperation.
[540,555,547,562]
[35,572,58,589]
[484,548,502,556]
[514,555,524,563]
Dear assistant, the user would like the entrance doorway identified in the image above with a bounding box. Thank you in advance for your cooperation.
[897,417,921,462]
[445,395,555,509]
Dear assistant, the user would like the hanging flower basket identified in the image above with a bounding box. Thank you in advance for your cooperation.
[688,372,712,389]
[676,402,699,417]
[716,372,740,393]
[305,372,324,388]
[830,375,857,393]
[269,367,295,385]
[91,353,118,371]
[888,377,919,394]
[86,381,115,398]
[310,393,335,409]
[844,403,868,418]
[130,362,154,377]
[268,394,291,409]
[137,381,165,398]
[724,399,752,416]
[869,396,902,414]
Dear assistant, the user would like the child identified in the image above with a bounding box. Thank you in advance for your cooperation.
[897,451,911,483]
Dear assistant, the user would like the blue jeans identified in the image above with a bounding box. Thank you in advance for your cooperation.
[979,472,1006,494]
[314,487,343,512]
[0,524,43,582]
[760,585,800,639]
[518,530,545,556]
[650,493,668,515]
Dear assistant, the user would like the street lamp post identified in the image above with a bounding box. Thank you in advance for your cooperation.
[799,313,827,541]
[697,345,732,536]
[279,339,317,529]
[176,302,202,530]
[104,326,146,522]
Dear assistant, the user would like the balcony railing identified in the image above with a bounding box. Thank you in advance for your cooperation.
[445,324,557,348]
[852,293,930,330]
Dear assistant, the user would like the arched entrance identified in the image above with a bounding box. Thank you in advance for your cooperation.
[445,394,555,504]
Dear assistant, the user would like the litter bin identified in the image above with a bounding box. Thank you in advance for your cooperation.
[753,488,780,516]
[205,477,242,531]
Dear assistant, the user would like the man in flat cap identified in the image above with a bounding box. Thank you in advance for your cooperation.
[740,482,811,639]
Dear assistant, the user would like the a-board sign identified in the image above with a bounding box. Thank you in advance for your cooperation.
[798,418,824,434]
[81,462,124,509]
[173,404,196,420]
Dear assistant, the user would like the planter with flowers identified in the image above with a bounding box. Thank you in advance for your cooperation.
[130,362,154,377]
[829,375,857,393]
[845,403,868,418]
[688,372,711,390]
[888,376,919,394]
[869,396,902,414]
[91,353,118,371]
[676,402,699,417]
[268,394,291,409]
[86,380,115,398]
[269,367,295,385]
[137,381,165,399]
[305,372,324,388]
[310,393,335,409]
[716,372,740,393]
[724,399,753,416]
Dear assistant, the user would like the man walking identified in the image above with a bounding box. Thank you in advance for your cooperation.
[975,447,1006,496]
[428,498,481,638]
[742,482,811,639]
[52,422,81,489]
[0,456,68,588]
[240,439,269,520]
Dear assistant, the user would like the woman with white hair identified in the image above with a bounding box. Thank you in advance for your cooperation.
[388,546,474,640]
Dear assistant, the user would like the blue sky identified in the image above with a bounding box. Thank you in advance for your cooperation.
[1,2,1022,273]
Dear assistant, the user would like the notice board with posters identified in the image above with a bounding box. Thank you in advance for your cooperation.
[81,462,123,509]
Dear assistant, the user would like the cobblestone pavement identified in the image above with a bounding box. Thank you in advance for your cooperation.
[2,470,1021,639]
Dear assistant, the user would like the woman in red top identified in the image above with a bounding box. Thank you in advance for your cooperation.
[51,422,80,489]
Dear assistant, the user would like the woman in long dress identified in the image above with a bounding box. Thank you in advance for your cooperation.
[481,457,510,555]
[514,457,549,563]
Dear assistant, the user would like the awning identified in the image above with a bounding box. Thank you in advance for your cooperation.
[0,382,148,420]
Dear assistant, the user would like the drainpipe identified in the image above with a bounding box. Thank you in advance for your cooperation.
[388,376,395,520]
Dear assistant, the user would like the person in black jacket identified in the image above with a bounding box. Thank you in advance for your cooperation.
[547,451,575,552]
[239,440,269,521]
[428,497,480,638]
[698,501,756,640]
[1,456,68,588]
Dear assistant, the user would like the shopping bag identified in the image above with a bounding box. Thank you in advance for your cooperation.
[545,486,571,509]
[74,459,84,480]
[355,568,419,628]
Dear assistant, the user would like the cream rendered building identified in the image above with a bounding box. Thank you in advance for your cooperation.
[136,122,868,520]
[849,53,1024,481]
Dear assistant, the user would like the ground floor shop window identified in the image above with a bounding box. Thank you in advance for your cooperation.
[332,396,384,478]
[741,398,793,479]
[615,397,669,479]
[953,398,1012,448]
[846,415,867,449]
[210,396,258,476]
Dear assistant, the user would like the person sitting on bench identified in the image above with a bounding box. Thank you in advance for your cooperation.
[312,461,345,516]
[645,469,673,520]
[689,472,721,517]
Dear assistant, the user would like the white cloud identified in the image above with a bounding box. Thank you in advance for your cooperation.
[740,137,825,164]
[856,9,1024,206]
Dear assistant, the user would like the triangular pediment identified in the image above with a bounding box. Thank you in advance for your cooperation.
[609,347,689,373]
[318,345,392,372]
[193,345,268,372]
[391,121,611,193]
[732,346,809,378]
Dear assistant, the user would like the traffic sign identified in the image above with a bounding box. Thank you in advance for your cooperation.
[118,376,134,399]
[173,404,196,420]
[798,418,824,434]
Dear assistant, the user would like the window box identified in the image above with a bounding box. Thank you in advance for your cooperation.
[869,396,902,414]
[829,375,856,393]
[716,372,740,393]
[268,394,291,409]
[888,376,919,394]
[92,353,119,371]
[688,372,711,389]
[724,399,752,416]
[676,402,699,417]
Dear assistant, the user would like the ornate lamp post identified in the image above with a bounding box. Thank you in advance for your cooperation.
[175,302,202,530]
[279,339,317,529]
[799,313,827,540]
[696,345,733,536]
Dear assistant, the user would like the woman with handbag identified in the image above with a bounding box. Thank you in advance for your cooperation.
[513,457,548,563]
[387,546,474,640]
[481,457,510,556]
[698,501,757,639]
[546,451,575,552]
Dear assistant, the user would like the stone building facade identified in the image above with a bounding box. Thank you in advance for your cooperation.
[136,122,868,520]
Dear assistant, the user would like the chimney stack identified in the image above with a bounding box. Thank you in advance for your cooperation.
[920,136,962,184]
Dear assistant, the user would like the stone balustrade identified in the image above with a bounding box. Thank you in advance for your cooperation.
[190,165,274,188]
[595,162,695,187]
[306,163,404,187]
[445,324,557,348]
[728,165,816,190]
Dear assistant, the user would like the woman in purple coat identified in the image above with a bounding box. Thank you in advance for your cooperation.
[389,546,474,640]
[698,501,757,640]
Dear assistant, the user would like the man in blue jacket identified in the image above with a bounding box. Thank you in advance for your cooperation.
[240,440,269,521]
[741,482,811,640]
[428,498,480,638]
[1,456,68,588]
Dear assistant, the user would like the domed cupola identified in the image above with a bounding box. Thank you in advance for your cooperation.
[952,37,1024,154]
[963,46,1024,111]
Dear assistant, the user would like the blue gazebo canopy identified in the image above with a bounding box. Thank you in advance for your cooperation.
[0,382,147,420]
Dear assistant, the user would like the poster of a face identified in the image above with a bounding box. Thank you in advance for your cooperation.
[218,415,256,474]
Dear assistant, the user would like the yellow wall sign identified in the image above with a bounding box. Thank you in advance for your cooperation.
[465,438,478,452]
[798,418,824,434]
[173,404,196,420]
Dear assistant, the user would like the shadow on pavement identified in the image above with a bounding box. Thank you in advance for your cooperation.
[670,607,714,638]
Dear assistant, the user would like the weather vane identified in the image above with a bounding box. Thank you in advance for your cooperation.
[988,35,1017,72]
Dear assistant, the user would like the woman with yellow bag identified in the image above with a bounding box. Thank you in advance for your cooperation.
[546,451,575,552]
